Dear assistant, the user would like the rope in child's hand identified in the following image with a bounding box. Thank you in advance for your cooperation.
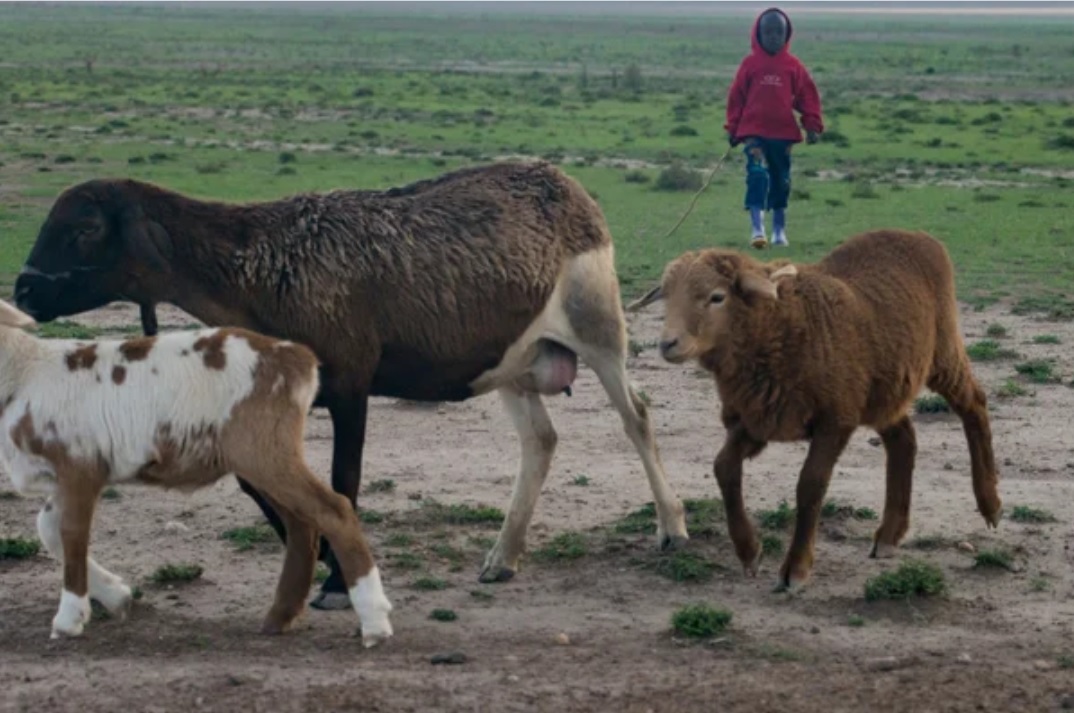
[658,145,734,240]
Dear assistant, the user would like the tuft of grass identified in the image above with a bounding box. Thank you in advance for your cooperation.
[996,379,1028,399]
[150,563,204,585]
[384,533,415,548]
[849,181,880,199]
[684,498,725,537]
[757,500,794,530]
[100,486,122,501]
[1012,295,1074,321]
[359,509,385,524]
[1058,654,1074,669]
[670,603,732,638]
[652,551,717,583]
[470,589,494,601]
[1015,359,1057,384]
[864,559,947,601]
[412,576,450,591]
[1010,505,1057,524]
[421,500,504,526]
[313,563,330,584]
[914,393,951,414]
[906,535,953,551]
[571,475,591,487]
[35,321,104,340]
[1029,577,1050,593]
[389,552,424,570]
[761,534,783,556]
[366,479,396,494]
[966,339,1019,362]
[1033,334,1061,345]
[654,163,702,192]
[623,169,651,184]
[533,531,588,561]
[613,502,658,535]
[973,549,1014,571]
[220,524,277,551]
[985,323,1008,338]
[430,608,457,622]
[847,614,866,627]
[0,537,40,560]
[822,500,879,521]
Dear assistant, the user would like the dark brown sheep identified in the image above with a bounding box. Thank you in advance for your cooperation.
[15,160,688,608]
[629,228,1001,591]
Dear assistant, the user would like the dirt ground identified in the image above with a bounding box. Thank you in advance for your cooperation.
[2,300,1074,713]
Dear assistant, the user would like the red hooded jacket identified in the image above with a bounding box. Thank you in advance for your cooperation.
[724,8,824,144]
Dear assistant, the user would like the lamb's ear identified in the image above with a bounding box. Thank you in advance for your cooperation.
[0,300,37,329]
[119,203,174,274]
[736,271,779,301]
[626,284,664,312]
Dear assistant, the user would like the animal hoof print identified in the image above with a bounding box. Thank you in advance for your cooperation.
[309,591,353,611]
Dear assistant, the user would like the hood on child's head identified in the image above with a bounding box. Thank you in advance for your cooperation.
[750,7,793,55]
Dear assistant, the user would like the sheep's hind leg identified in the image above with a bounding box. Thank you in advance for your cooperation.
[38,494,132,632]
[871,416,916,559]
[480,387,558,583]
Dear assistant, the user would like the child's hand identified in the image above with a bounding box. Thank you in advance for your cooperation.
[806,131,819,145]
[727,133,739,148]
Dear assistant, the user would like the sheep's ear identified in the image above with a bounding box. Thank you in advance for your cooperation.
[626,284,664,312]
[0,301,37,329]
[736,271,779,301]
[118,202,174,274]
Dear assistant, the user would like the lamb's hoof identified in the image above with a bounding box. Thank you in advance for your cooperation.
[309,591,353,611]
[743,551,762,578]
[478,564,516,584]
[869,541,898,559]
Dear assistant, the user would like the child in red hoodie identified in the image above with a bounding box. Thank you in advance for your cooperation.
[725,7,823,249]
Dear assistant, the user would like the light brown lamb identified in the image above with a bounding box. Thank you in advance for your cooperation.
[629,228,1002,591]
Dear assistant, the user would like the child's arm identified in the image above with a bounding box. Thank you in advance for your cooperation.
[793,63,824,142]
[724,62,750,145]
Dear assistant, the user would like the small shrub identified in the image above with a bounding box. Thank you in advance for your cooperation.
[150,563,203,584]
[0,537,40,560]
[277,166,297,176]
[864,559,946,601]
[1033,334,1060,345]
[966,340,1019,362]
[623,170,651,184]
[1010,505,1057,524]
[654,164,702,192]
[413,577,450,591]
[914,394,950,414]
[850,182,879,199]
[1015,359,1057,384]
[534,531,588,561]
[986,323,1008,338]
[757,500,794,530]
[973,549,1013,571]
[1045,134,1074,150]
[670,603,732,638]
[973,192,1001,203]
[366,479,396,494]
[430,608,457,622]
[278,151,297,164]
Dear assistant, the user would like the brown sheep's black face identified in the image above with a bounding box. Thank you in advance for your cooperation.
[14,181,170,323]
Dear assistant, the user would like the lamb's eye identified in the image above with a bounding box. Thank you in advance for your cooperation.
[709,292,726,305]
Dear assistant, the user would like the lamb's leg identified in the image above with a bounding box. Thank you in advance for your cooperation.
[777,427,853,593]
[47,476,107,639]
[260,498,318,635]
[480,387,558,583]
[927,365,1002,527]
[582,346,688,550]
[871,416,916,558]
[37,496,132,621]
[244,461,392,648]
[310,390,371,611]
[713,425,768,576]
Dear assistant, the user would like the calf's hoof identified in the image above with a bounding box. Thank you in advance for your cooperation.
[309,591,353,611]
[478,564,516,584]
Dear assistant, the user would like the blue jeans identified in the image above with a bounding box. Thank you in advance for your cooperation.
[742,137,793,211]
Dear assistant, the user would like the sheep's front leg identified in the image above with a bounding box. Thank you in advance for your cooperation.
[45,480,105,638]
[713,426,768,576]
[37,497,132,624]
[480,388,557,583]
[777,427,853,593]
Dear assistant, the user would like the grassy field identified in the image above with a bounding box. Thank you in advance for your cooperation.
[1,3,1072,311]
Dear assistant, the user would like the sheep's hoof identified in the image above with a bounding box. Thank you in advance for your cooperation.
[97,582,133,621]
[743,550,762,578]
[359,615,394,649]
[869,541,899,559]
[51,595,91,639]
[659,533,689,552]
[309,591,353,611]
[478,564,516,584]
[982,505,1003,529]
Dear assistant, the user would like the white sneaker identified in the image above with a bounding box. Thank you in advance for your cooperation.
[750,231,768,250]
[771,229,789,247]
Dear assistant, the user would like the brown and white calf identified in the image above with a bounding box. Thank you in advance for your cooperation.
[0,300,392,645]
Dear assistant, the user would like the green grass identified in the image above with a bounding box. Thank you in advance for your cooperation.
[761,534,783,556]
[571,475,591,487]
[420,500,504,527]
[314,563,330,584]
[847,614,866,628]
[470,588,495,601]
[220,524,278,552]
[34,321,105,340]
[100,486,122,501]
[430,608,458,622]
[966,340,1020,362]
[756,501,795,530]
[383,533,415,548]
[914,394,951,414]
[985,323,1008,338]
[412,576,450,591]
[1009,505,1057,524]
[365,479,396,494]
[533,531,588,561]
[388,552,424,570]
[996,379,1029,399]
[150,563,204,585]
[0,537,40,560]
[1032,334,1061,345]
[973,549,1014,571]
[821,500,879,521]
[652,551,718,583]
[359,509,385,525]
[864,559,947,601]
[1015,359,1058,384]
[670,603,732,639]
